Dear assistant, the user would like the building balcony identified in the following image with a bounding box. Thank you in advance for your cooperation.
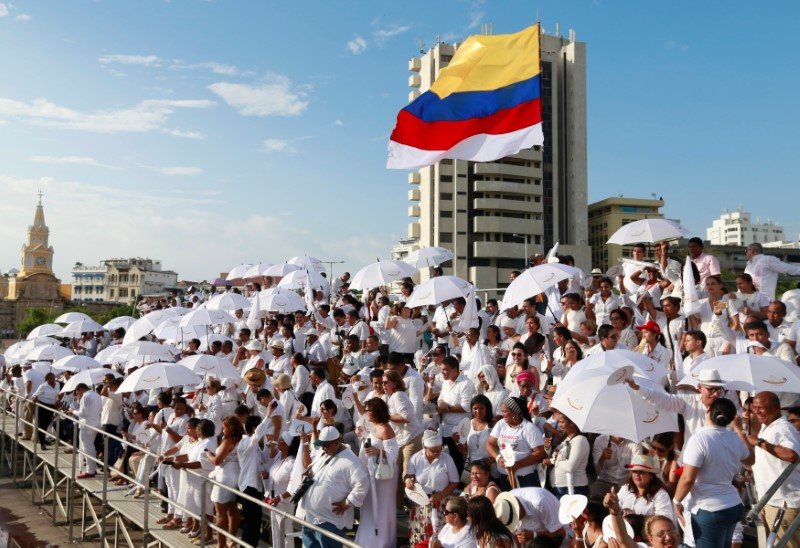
[408,205,421,217]
[408,90,420,102]
[473,198,544,213]
[473,241,528,259]
[473,179,538,195]
[408,57,421,72]
[408,172,421,185]
[408,189,421,201]
[408,223,421,239]
[408,74,421,88]
[473,217,543,235]
[473,162,538,178]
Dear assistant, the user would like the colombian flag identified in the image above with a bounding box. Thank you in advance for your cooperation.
[387,24,543,170]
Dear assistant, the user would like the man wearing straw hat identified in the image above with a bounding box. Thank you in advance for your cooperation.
[493,488,566,546]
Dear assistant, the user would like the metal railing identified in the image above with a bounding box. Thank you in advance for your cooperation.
[0,385,361,548]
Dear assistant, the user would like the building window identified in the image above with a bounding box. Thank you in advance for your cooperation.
[440,232,453,243]
[441,211,453,218]
[440,193,453,200]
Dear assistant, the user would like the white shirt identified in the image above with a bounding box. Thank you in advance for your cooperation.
[297,447,369,529]
[406,450,459,494]
[387,391,423,447]
[402,366,425,420]
[237,415,272,492]
[310,380,335,417]
[593,435,641,485]
[436,523,477,548]
[745,253,800,300]
[682,425,749,513]
[439,374,474,437]
[753,416,800,508]
[101,390,124,426]
[22,368,44,397]
[74,390,102,427]
[32,381,59,405]
[513,487,564,535]
[490,420,544,477]
[617,484,676,523]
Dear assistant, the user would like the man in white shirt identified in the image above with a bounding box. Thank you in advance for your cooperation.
[584,325,628,357]
[266,340,292,380]
[748,391,800,547]
[386,352,424,420]
[100,377,125,466]
[21,363,44,440]
[296,426,368,544]
[438,356,475,477]
[68,383,103,478]
[767,300,794,347]
[687,237,721,285]
[494,489,567,545]
[304,329,327,366]
[591,434,641,498]
[31,372,59,450]
[745,243,800,301]
[678,330,709,380]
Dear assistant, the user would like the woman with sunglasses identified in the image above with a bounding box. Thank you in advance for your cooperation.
[504,343,530,393]
[610,308,639,351]
[430,496,476,548]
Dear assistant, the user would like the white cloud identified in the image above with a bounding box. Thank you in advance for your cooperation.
[0,96,215,133]
[466,11,483,30]
[98,54,162,67]
[152,166,203,176]
[374,25,410,46]
[16,14,31,22]
[0,4,8,17]
[208,74,308,117]
[161,128,205,140]
[346,36,367,55]
[664,40,690,53]
[263,139,295,154]
[172,61,238,75]
[334,119,344,126]
[30,156,111,168]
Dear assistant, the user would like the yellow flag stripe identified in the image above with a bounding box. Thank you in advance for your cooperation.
[430,24,540,99]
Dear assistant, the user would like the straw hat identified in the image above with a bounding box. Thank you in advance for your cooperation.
[243,368,266,386]
[494,492,520,532]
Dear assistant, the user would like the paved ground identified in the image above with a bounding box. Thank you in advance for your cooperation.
[0,478,99,548]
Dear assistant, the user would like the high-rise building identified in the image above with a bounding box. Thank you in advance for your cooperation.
[588,197,665,272]
[403,27,590,290]
[706,207,785,247]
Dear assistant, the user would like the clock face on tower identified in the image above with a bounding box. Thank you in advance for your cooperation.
[36,256,46,266]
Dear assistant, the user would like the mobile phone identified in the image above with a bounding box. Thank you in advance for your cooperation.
[364,438,371,449]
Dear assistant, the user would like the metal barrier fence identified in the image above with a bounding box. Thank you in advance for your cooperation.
[0,385,361,548]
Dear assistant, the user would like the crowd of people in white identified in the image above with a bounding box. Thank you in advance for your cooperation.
[2,240,800,548]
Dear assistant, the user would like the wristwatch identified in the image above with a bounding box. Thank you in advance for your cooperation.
[757,438,767,449]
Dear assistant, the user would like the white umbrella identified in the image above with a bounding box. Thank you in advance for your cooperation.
[500,263,582,311]
[31,361,55,375]
[551,365,677,442]
[350,260,418,291]
[152,318,205,344]
[287,255,326,273]
[206,292,251,312]
[225,264,253,283]
[277,269,326,291]
[122,341,179,361]
[264,263,302,277]
[679,354,800,393]
[178,308,236,328]
[606,218,691,245]
[95,345,126,365]
[404,276,474,308]
[103,316,136,331]
[60,368,121,393]
[243,263,275,279]
[402,246,454,269]
[178,355,241,381]
[26,323,64,339]
[258,289,306,313]
[51,355,102,373]
[26,345,74,362]
[573,349,669,385]
[198,334,235,351]
[117,363,201,393]
[4,337,61,363]
[123,310,176,344]
[59,319,106,338]
[54,312,94,324]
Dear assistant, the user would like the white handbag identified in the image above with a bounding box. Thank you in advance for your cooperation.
[374,449,394,480]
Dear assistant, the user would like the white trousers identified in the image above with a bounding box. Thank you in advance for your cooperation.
[79,427,97,474]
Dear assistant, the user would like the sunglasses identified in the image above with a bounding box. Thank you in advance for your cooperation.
[443,509,457,516]
[510,352,524,357]
[381,380,393,385]
[702,385,724,393]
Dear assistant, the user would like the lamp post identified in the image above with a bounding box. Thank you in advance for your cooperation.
[512,234,529,269]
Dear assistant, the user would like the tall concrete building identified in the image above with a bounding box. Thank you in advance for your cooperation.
[403,26,590,291]
[588,197,664,272]
[706,207,784,247]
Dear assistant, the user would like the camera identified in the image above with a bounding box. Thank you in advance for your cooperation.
[290,475,315,504]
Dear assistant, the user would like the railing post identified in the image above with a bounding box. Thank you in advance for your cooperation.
[200,479,207,548]
[141,449,150,544]
[31,403,38,504]
[52,415,59,525]
[67,420,78,543]
[1,388,7,476]
[777,512,800,548]
[12,397,20,485]
[100,433,108,546]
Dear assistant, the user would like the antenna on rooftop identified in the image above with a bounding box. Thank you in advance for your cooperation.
[419,40,425,53]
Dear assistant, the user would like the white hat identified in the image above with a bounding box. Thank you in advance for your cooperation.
[558,494,588,524]
[404,483,430,506]
[279,431,294,447]
[244,340,263,351]
[590,268,603,276]
[696,368,726,387]
[422,429,443,448]
[602,514,634,541]
[314,425,340,446]
[747,340,768,350]
[500,317,516,330]
[493,492,520,532]
[305,328,320,338]
[270,339,285,350]
[341,361,360,376]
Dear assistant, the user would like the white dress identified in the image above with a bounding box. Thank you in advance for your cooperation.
[210,446,240,504]
[355,434,399,548]
[184,437,217,517]
[267,454,296,548]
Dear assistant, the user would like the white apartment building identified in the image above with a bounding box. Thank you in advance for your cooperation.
[71,264,107,303]
[403,26,590,291]
[706,207,784,247]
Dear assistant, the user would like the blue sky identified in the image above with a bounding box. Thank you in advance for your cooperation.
[1,0,798,282]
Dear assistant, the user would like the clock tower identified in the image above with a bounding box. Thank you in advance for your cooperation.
[18,190,55,277]
[7,192,62,302]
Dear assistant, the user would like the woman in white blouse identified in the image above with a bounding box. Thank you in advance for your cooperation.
[617,454,675,524]
[266,432,300,548]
